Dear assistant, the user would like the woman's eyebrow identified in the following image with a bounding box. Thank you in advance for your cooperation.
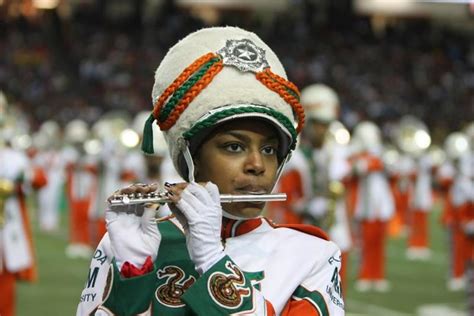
[223,131,278,143]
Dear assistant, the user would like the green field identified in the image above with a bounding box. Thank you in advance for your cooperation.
[17,204,466,315]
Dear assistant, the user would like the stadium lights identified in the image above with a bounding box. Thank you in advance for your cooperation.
[32,0,59,10]
[418,0,473,3]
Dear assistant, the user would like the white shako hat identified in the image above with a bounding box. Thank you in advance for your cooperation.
[352,121,382,153]
[144,26,305,181]
[300,84,339,123]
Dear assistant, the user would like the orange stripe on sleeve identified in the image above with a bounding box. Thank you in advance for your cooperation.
[281,299,321,316]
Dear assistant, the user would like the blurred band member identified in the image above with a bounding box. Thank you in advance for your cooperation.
[63,119,97,259]
[269,84,352,287]
[120,112,183,217]
[34,121,66,233]
[0,94,47,316]
[442,131,473,291]
[348,121,394,292]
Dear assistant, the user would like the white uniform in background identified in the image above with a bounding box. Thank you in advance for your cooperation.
[406,153,434,259]
[0,147,33,274]
[35,149,66,232]
[349,122,395,292]
[293,144,352,253]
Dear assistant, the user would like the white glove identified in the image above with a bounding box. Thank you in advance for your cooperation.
[105,204,161,270]
[172,182,225,275]
[307,197,328,219]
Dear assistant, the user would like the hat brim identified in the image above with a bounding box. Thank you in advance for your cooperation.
[177,104,296,179]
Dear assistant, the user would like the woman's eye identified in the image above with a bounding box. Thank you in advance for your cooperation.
[262,146,277,155]
[225,143,243,152]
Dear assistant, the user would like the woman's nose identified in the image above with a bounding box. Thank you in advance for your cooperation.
[244,150,266,175]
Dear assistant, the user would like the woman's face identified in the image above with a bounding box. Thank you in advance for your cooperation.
[194,118,280,218]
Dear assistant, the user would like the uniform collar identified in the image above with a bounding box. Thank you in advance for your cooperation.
[221,216,263,239]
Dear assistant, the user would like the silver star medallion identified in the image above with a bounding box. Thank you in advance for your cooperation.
[217,39,269,73]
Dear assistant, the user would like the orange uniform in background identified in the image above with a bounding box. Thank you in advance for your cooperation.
[387,155,415,238]
[267,169,304,225]
[348,150,394,291]
[64,146,98,258]
[406,154,434,259]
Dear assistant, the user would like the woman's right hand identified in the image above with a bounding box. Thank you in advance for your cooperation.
[105,183,162,270]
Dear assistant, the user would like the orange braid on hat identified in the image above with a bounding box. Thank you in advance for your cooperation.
[142,52,304,154]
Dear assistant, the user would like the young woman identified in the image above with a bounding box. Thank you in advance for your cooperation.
[77,26,344,316]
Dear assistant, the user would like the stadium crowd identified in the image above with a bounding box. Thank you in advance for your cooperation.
[0,1,473,138]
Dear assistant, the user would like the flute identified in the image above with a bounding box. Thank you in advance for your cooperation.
[109,191,287,206]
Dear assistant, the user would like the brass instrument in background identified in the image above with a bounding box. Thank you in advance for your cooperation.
[394,115,431,156]
[322,180,345,230]
[0,178,14,228]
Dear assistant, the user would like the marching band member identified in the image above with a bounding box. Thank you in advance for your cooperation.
[0,94,47,316]
[461,123,474,310]
[34,120,66,233]
[269,84,352,287]
[64,119,98,259]
[77,26,344,315]
[395,117,434,260]
[440,132,471,291]
[406,151,434,260]
[348,121,394,292]
[90,115,131,246]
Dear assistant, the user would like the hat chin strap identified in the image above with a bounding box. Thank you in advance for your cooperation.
[181,144,196,183]
[181,141,292,220]
[271,152,292,193]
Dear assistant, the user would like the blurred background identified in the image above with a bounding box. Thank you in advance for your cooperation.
[0,0,473,315]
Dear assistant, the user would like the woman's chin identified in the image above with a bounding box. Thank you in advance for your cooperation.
[224,202,264,218]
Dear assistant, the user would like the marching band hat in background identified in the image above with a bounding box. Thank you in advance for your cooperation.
[300,84,339,123]
[352,120,382,154]
[64,119,89,145]
[144,26,305,180]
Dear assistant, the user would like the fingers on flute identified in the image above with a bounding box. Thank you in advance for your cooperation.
[107,183,159,202]
[166,182,188,203]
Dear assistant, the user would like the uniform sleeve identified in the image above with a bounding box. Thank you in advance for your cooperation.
[281,242,344,316]
[77,234,159,316]
[76,234,114,316]
[181,255,274,315]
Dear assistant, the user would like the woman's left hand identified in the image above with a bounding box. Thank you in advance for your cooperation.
[167,182,225,274]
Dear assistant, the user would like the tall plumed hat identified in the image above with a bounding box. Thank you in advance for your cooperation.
[143,26,305,180]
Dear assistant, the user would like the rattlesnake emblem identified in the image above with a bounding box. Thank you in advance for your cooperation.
[156,266,196,308]
[208,261,251,309]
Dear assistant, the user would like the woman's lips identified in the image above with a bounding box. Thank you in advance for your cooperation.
[233,187,268,205]
[234,185,268,195]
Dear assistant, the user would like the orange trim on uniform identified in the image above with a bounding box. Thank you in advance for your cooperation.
[31,167,47,189]
[264,218,329,241]
[408,210,429,248]
[221,217,263,239]
[0,271,16,316]
[349,153,384,172]
[120,170,137,182]
[16,186,37,282]
[280,298,321,316]
[265,300,276,315]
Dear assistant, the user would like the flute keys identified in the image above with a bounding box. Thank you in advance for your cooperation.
[122,195,131,204]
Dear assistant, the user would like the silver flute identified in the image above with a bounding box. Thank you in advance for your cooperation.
[109,191,287,206]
